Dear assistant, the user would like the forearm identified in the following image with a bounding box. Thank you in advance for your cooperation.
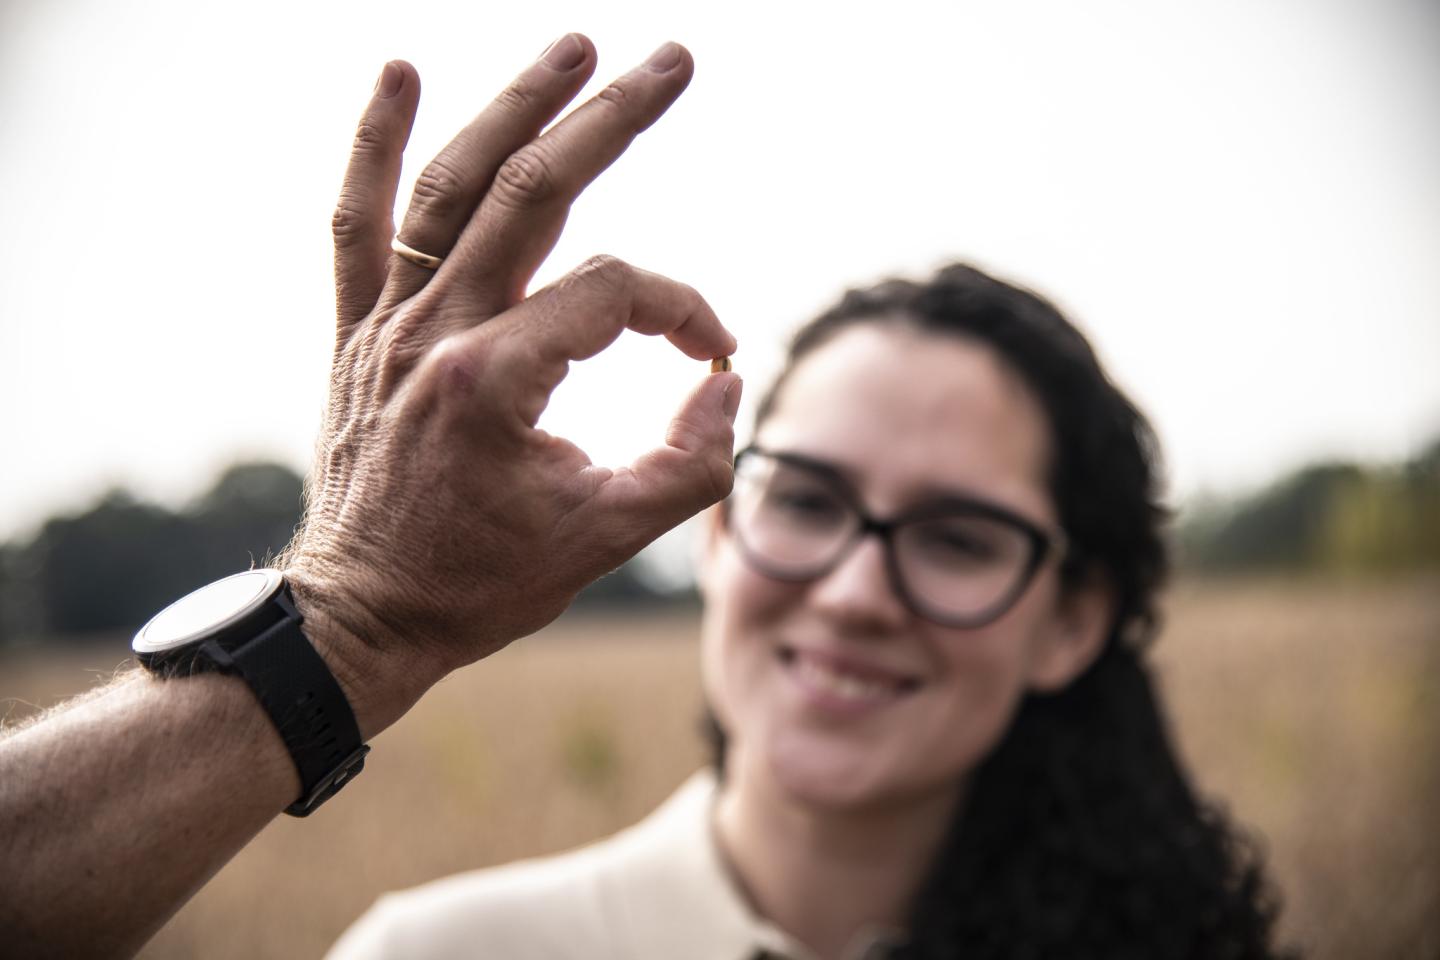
[0,668,298,958]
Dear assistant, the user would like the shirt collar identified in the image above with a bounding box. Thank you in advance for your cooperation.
[603,769,906,960]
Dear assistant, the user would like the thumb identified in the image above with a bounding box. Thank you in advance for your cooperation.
[663,370,742,466]
[580,372,742,555]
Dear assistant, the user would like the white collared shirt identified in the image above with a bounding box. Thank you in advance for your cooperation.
[326,770,903,960]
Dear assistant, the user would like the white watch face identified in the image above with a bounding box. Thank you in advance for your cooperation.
[133,569,284,654]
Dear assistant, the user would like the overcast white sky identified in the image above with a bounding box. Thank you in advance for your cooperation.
[1,0,1437,544]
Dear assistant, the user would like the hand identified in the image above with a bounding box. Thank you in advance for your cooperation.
[281,37,741,737]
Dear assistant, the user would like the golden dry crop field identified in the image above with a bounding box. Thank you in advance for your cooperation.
[2,576,1436,959]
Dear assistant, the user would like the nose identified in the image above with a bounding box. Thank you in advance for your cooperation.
[807,532,910,635]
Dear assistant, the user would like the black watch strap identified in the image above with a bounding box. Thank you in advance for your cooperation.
[202,610,369,817]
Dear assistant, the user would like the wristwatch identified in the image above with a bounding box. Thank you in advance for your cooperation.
[132,569,369,817]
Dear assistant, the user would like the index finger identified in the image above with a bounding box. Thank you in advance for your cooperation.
[437,42,696,302]
[466,258,735,427]
[536,257,735,360]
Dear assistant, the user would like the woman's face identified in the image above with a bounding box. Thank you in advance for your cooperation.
[700,324,1109,812]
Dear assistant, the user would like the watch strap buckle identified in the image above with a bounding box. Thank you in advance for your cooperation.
[285,744,371,818]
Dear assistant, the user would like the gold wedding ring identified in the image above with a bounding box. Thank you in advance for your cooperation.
[711,356,733,373]
[390,236,444,270]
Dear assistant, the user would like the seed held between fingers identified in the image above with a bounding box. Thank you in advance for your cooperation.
[711,356,732,374]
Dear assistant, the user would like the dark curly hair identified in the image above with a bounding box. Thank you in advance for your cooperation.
[710,263,1291,959]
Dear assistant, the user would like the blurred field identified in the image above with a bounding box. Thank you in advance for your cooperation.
[2,577,1436,958]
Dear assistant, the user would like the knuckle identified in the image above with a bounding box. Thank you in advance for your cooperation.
[593,79,631,114]
[491,146,558,209]
[702,454,736,503]
[695,442,737,503]
[375,305,431,378]
[411,156,469,220]
[491,75,541,117]
[350,120,388,158]
[573,254,633,295]
[668,444,734,508]
[415,332,491,416]
[422,332,473,385]
[330,197,369,245]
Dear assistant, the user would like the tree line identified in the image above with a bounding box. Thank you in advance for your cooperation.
[1,439,1436,649]
[1176,437,1440,575]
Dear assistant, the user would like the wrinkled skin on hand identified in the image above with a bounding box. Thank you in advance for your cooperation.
[280,38,741,736]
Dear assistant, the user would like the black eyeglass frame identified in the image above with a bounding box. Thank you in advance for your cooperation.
[726,445,1068,628]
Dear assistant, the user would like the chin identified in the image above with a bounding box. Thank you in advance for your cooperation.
[761,730,935,814]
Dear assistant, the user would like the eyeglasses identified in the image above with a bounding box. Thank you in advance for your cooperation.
[726,446,1066,628]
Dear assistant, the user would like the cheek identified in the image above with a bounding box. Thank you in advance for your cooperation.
[933,641,1031,763]
[997,574,1068,689]
[698,545,796,728]
[926,593,1063,767]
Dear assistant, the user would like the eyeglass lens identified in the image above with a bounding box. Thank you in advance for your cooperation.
[730,452,1039,624]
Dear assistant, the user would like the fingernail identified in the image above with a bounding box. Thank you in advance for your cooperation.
[721,377,743,425]
[375,62,402,99]
[541,34,585,71]
[645,41,682,73]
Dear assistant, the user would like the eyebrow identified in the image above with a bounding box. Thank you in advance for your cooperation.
[758,447,1039,525]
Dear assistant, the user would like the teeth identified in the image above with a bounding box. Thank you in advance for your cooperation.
[794,657,893,702]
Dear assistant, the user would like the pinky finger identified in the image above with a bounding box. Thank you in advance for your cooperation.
[332,61,421,340]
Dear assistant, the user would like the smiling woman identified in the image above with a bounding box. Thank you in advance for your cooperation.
[703,325,1092,817]
[697,265,1286,958]
[330,264,1289,960]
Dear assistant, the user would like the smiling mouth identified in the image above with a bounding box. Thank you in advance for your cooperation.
[777,646,922,705]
